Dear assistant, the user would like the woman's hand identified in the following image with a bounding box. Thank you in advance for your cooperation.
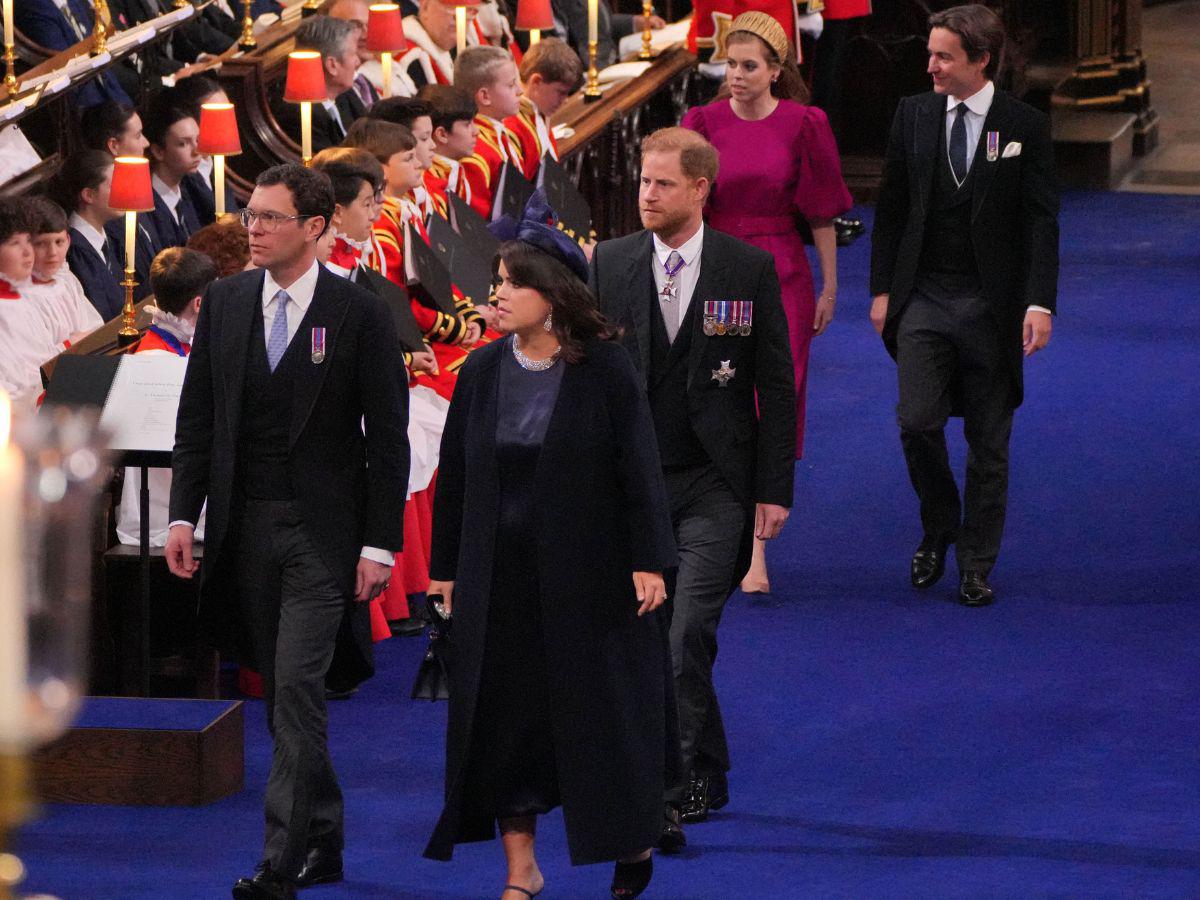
[427,580,455,616]
[813,290,836,336]
[632,571,667,617]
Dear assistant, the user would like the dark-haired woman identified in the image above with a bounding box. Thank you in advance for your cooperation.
[682,11,852,592]
[424,201,679,900]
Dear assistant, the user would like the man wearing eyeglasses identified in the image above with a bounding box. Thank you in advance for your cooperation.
[165,163,410,900]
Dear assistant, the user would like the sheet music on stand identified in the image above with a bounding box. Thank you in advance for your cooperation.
[99,355,188,453]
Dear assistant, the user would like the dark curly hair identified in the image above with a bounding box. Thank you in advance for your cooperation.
[496,241,610,364]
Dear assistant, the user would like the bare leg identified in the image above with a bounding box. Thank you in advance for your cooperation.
[740,538,771,594]
[499,816,544,899]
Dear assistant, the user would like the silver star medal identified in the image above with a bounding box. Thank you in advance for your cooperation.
[711,360,736,387]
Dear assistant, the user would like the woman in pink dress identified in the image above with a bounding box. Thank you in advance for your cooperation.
[682,10,852,592]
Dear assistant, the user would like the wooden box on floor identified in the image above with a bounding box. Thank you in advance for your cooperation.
[32,698,244,806]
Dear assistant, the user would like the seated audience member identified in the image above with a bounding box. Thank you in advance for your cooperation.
[0,204,59,413]
[273,16,368,152]
[455,46,524,217]
[369,98,440,216]
[187,219,253,277]
[109,0,236,69]
[321,0,388,106]
[399,0,474,89]
[144,93,205,248]
[14,0,136,106]
[115,247,216,547]
[507,37,581,181]
[80,102,151,159]
[551,0,664,69]
[56,151,126,321]
[23,197,104,345]
[173,76,240,226]
[419,85,480,210]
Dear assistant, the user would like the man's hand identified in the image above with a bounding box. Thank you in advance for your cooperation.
[755,503,790,540]
[354,557,391,603]
[427,579,455,616]
[633,13,667,29]
[461,320,482,347]
[410,350,438,374]
[870,293,889,336]
[165,524,199,579]
[632,571,667,617]
[1023,309,1052,356]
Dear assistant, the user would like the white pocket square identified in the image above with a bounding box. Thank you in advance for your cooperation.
[1002,141,1022,158]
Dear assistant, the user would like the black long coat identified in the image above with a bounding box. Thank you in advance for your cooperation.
[424,337,680,866]
[169,266,410,689]
[870,89,1060,408]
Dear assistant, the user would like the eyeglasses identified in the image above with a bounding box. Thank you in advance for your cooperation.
[239,209,314,232]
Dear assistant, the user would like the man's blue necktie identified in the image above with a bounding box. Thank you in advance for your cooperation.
[949,102,969,187]
[266,290,290,372]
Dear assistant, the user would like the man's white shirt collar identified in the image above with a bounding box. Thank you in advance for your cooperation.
[262,259,320,313]
[947,79,994,117]
[653,223,704,269]
[69,213,107,257]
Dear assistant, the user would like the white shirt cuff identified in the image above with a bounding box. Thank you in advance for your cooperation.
[1027,305,1053,316]
[360,546,395,567]
[168,520,195,531]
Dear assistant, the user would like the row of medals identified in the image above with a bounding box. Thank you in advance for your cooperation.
[703,300,753,337]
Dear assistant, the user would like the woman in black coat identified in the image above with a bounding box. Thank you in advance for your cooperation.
[424,206,679,900]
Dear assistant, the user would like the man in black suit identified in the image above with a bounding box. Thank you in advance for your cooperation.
[590,127,796,851]
[272,16,368,155]
[165,164,409,900]
[870,4,1059,608]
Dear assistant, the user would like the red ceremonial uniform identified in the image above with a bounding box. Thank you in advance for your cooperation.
[459,114,525,219]
[688,0,796,61]
[821,0,871,20]
[505,96,558,182]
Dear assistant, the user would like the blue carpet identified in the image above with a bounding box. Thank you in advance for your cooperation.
[16,191,1200,898]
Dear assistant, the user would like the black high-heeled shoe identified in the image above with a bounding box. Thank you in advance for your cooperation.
[611,855,653,899]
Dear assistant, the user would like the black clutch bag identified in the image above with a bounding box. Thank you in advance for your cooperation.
[411,594,452,701]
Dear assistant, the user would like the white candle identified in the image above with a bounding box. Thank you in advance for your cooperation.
[124,210,136,273]
[214,155,226,217]
[0,390,27,744]
[455,5,467,56]
[381,52,393,99]
[300,101,312,163]
[529,28,540,45]
[587,0,597,48]
[4,0,14,50]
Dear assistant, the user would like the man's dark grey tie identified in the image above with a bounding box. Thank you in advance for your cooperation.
[949,102,969,186]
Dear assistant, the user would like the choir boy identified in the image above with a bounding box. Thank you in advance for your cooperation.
[453,46,525,218]
[506,38,581,182]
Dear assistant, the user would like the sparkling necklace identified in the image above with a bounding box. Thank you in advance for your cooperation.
[512,338,561,372]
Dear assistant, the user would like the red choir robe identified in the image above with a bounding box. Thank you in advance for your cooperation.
[459,114,525,219]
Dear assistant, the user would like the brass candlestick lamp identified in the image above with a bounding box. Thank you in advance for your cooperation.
[638,0,654,60]
[92,0,111,56]
[3,0,17,98]
[238,0,257,50]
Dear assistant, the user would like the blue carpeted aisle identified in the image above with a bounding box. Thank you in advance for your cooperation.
[17,191,1200,898]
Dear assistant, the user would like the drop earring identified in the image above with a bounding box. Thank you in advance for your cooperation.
[543,312,553,332]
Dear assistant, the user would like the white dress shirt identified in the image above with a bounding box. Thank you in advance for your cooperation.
[321,99,347,138]
[943,81,1050,317]
[152,173,184,225]
[652,223,704,342]
[171,261,395,567]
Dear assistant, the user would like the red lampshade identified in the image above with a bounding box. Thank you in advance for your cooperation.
[366,4,408,53]
[515,0,553,31]
[197,103,242,157]
[109,157,154,212]
[284,51,327,103]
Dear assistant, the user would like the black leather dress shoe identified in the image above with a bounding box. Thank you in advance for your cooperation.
[680,775,710,823]
[656,805,686,853]
[295,848,343,887]
[708,771,729,812]
[911,536,952,589]
[959,572,995,607]
[232,863,296,900]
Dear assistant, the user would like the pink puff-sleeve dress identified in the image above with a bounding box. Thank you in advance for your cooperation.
[682,98,852,457]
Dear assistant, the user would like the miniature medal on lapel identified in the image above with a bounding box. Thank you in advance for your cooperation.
[703,301,753,337]
[311,327,326,364]
[986,131,1000,163]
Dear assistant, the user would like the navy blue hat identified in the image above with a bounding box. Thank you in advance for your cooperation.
[488,189,591,284]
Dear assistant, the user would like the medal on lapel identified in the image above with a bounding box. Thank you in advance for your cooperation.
[311,327,326,364]
[986,131,1000,163]
[739,301,753,336]
[714,300,728,335]
[711,360,736,387]
[703,301,717,337]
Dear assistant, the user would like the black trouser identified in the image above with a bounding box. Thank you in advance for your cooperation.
[661,465,746,805]
[236,499,348,878]
[895,280,1015,575]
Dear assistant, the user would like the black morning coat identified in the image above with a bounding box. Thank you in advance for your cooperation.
[589,227,797,582]
[423,338,681,866]
[168,265,410,689]
[870,88,1060,408]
